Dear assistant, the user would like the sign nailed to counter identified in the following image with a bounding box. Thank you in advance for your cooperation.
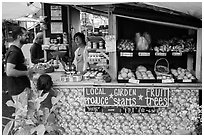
[84,87,169,107]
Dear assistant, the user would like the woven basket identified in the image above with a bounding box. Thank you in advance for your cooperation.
[154,58,170,76]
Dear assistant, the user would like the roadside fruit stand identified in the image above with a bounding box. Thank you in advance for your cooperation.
[36,3,202,135]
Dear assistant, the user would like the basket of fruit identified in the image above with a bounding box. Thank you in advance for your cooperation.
[32,62,54,74]
[154,58,170,76]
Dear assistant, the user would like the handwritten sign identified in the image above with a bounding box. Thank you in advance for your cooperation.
[120,52,133,57]
[104,35,116,52]
[84,87,169,107]
[85,106,158,113]
[138,52,150,56]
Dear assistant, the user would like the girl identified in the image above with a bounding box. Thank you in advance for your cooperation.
[72,32,89,74]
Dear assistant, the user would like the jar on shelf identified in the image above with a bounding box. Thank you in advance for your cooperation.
[87,41,92,49]
[99,41,104,49]
[93,42,97,49]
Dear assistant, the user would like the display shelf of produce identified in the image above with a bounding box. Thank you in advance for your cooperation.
[175,79,197,83]
[87,49,107,53]
[117,50,196,57]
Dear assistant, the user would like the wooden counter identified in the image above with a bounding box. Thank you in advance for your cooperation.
[48,71,202,89]
[47,71,201,135]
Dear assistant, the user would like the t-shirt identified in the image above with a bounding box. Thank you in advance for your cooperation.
[40,89,57,109]
[5,45,31,96]
[30,42,44,64]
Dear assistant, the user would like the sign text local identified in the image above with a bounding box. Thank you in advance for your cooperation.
[85,87,169,107]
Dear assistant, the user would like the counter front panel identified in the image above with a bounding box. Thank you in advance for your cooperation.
[53,87,201,135]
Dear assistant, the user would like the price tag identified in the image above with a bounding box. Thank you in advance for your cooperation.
[138,52,150,56]
[162,79,174,83]
[120,52,133,57]
[155,52,167,56]
[183,79,192,82]
[102,107,121,113]
[172,52,182,56]
[128,79,140,84]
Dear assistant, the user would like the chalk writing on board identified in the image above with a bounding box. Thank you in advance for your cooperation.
[84,87,169,107]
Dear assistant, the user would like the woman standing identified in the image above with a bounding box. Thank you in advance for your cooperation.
[73,32,89,74]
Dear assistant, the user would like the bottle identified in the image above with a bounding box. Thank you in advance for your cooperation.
[57,35,61,44]
[63,32,68,44]
[99,41,103,49]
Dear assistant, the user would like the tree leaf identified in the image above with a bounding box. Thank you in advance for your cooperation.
[38,92,49,103]
[31,124,45,135]
[6,100,15,107]
[45,125,53,132]
[47,113,56,124]
[51,97,58,105]
[3,120,14,135]
[42,108,50,122]
[25,119,35,125]
[15,127,30,135]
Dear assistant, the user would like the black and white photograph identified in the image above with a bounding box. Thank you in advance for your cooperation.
[1,1,202,135]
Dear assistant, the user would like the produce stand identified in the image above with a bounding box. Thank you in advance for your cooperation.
[39,3,202,135]
[48,71,201,135]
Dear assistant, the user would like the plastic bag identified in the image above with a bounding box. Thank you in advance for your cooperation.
[135,32,151,51]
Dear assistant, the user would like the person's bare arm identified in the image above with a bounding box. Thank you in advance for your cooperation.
[6,63,33,78]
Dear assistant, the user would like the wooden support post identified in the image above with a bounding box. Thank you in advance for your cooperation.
[108,9,117,81]
[195,28,202,82]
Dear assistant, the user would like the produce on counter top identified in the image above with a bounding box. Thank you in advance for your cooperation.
[118,67,135,80]
[154,37,195,53]
[135,65,155,80]
[42,44,67,51]
[31,59,59,73]
[117,39,134,51]
[171,68,196,80]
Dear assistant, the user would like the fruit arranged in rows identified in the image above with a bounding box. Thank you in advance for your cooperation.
[154,37,195,53]
[171,68,196,80]
[135,65,155,80]
[117,39,134,51]
[118,68,135,80]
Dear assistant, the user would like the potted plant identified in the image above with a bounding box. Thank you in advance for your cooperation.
[3,88,65,135]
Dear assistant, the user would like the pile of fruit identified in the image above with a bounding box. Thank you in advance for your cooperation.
[135,66,155,80]
[43,44,67,51]
[83,68,111,82]
[154,37,195,53]
[32,59,59,73]
[117,39,134,51]
[53,88,200,135]
[171,68,196,80]
[118,67,135,80]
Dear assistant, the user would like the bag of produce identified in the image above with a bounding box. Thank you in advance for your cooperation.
[135,32,151,51]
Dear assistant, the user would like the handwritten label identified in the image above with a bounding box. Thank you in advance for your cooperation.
[128,79,140,84]
[162,79,174,83]
[155,52,167,56]
[105,35,116,52]
[85,106,158,113]
[121,107,158,113]
[183,79,192,82]
[172,52,182,56]
[85,106,102,112]
[120,52,133,57]
[84,87,169,107]
[102,107,121,113]
[138,52,150,56]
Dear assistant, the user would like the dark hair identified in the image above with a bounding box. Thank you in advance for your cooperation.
[12,26,26,40]
[37,74,53,93]
[74,32,86,45]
